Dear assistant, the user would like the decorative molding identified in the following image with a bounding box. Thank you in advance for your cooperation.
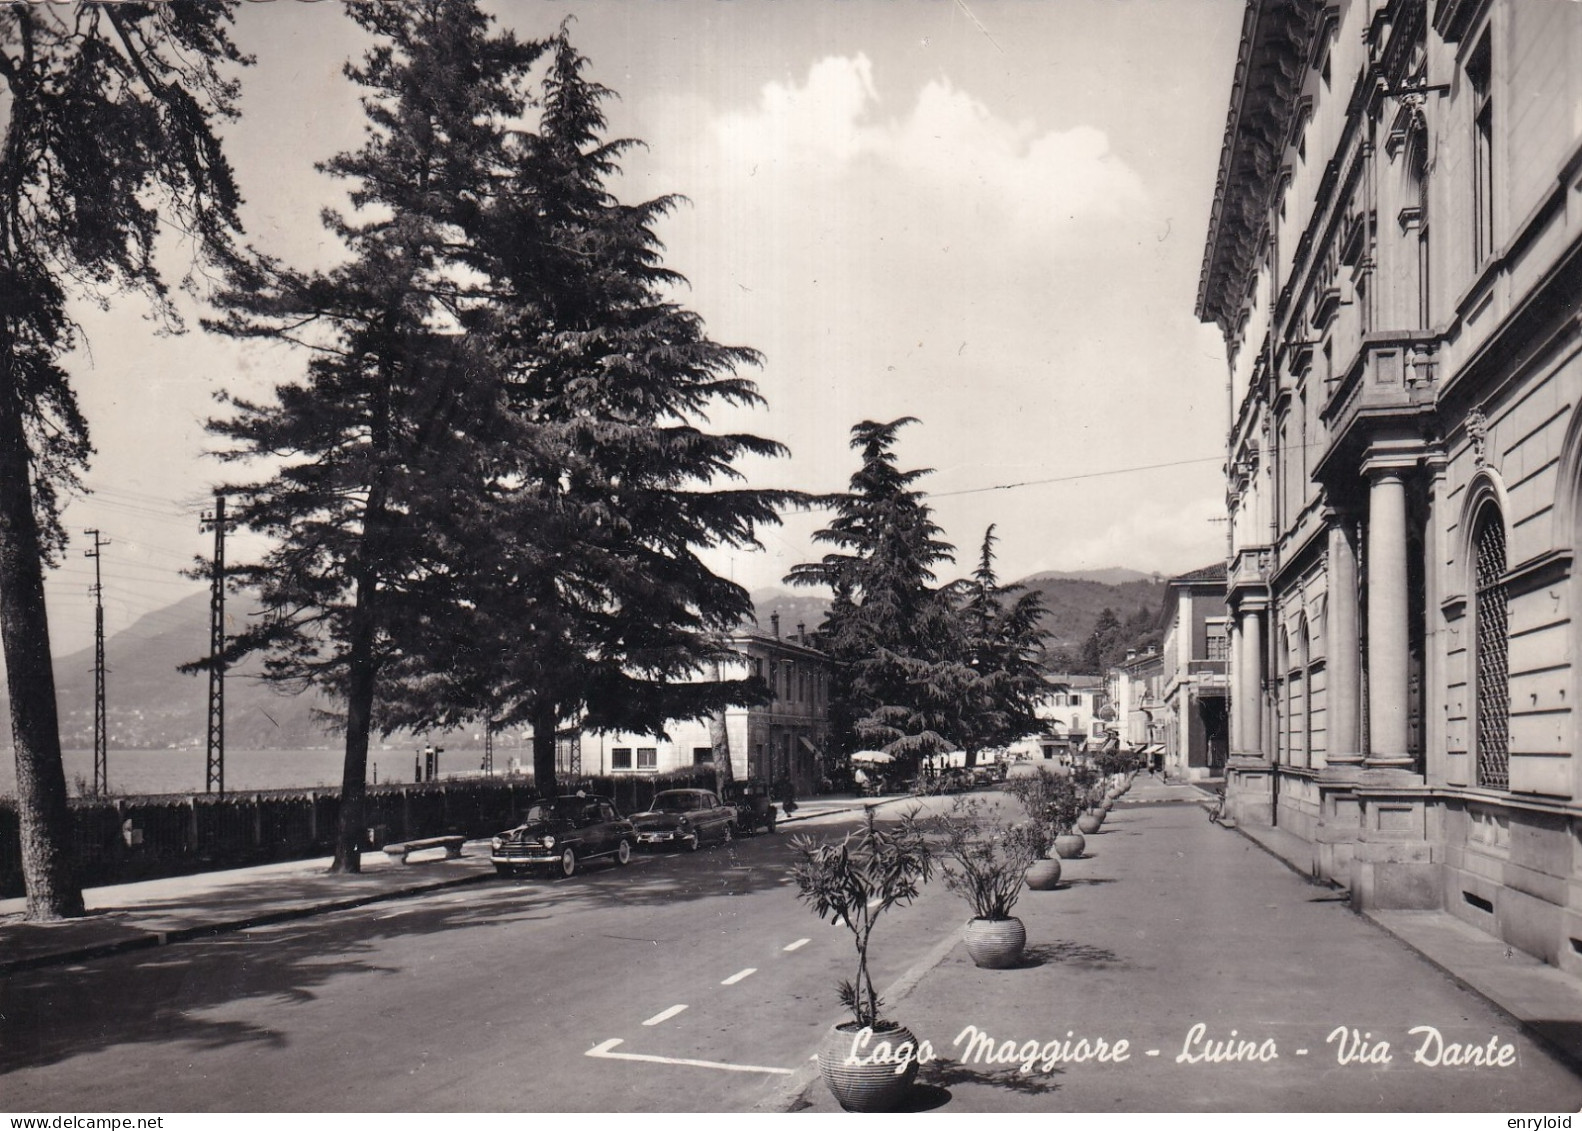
[1501,548,1573,598]
[1465,404,1489,467]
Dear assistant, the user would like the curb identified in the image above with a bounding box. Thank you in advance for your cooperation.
[3,799,913,978]
[0,869,495,976]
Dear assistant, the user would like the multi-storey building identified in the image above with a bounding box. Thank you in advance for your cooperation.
[1158,565,1232,781]
[1199,0,1582,970]
[580,616,832,794]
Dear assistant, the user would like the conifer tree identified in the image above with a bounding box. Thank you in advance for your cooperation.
[949,525,1047,764]
[204,1,544,871]
[0,3,249,918]
[788,419,959,768]
[424,26,791,793]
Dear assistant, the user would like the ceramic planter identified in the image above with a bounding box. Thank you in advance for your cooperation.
[1054,831,1086,859]
[964,916,1026,968]
[1025,856,1063,890]
[819,1021,921,1111]
[1077,812,1102,835]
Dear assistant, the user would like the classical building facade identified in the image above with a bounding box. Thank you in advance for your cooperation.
[1200,0,1582,970]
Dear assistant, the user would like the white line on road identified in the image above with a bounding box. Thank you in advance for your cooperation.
[587,1038,793,1076]
[641,1004,688,1026]
[721,968,756,985]
[783,938,810,952]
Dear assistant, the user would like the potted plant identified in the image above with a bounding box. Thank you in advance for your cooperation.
[791,807,934,1112]
[935,798,1039,968]
[1005,766,1079,887]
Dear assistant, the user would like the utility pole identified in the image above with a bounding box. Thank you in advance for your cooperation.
[84,529,109,795]
[200,493,230,794]
[482,719,494,776]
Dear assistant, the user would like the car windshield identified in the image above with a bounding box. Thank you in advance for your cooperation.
[651,792,704,812]
[524,798,588,822]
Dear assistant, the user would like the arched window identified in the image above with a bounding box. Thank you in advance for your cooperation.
[1473,502,1510,789]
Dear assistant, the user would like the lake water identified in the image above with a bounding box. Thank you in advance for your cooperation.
[0,746,509,799]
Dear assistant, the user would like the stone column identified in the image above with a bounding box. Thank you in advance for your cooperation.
[1326,515,1362,766]
[1240,607,1264,757]
[1365,467,1413,766]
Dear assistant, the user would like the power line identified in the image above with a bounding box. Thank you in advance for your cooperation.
[931,454,1226,499]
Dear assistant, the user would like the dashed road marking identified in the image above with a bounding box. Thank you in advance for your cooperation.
[721,968,756,985]
[642,1004,688,1026]
[587,1038,792,1076]
[783,938,810,952]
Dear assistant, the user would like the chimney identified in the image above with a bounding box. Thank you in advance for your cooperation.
[770,612,780,638]
[1126,648,1137,661]
[797,621,806,643]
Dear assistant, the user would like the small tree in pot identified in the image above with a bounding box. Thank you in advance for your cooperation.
[791,807,934,1112]
[934,798,1039,968]
[1006,766,1082,884]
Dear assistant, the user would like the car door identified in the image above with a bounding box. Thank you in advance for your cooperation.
[702,792,729,839]
[579,800,608,857]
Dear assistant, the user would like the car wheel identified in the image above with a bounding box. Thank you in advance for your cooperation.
[615,838,632,866]
[557,846,578,878]
[685,831,700,852]
[721,822,733,845]
[766,815,777,834]
[494,863,518,878]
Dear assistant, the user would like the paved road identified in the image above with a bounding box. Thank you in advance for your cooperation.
[1,798,961,1113]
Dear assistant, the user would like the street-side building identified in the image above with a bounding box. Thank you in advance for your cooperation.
[1158,565,1231,781]
[579,618,833,795]
[1111,647,1168,765]
[1199,0,1582,971]
[1006,673,1109,763]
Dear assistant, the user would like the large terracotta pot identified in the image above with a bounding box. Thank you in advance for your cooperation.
[1054,831,1086,859]
[818,1021,922,1112]
[1077,812,1102,835]
[964,916,1026,968]
[1025,856,1063,890]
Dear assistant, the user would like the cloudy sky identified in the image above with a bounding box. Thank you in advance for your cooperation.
[39,0,1243,656]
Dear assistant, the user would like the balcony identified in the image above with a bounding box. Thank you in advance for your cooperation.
[1188,659,1228,677]
[1315,332,1440,484]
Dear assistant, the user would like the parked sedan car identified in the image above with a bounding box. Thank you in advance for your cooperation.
[630,788,736,851]
[491,794,635,878]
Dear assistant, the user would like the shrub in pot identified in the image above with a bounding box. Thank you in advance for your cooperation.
[791,807,934,1112]
[935,798,1039,968]
[1004,766,1081,886]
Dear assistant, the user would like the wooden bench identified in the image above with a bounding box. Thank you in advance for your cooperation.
[382,835,467,864]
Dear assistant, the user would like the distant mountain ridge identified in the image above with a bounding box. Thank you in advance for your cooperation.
[2,570,1169,749]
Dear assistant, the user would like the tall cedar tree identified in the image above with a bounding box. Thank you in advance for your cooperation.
[788,419,958,769]
[0,3,248,918]
[400,28,791,793]
[949,525,1048,765]
[204,1,544,872]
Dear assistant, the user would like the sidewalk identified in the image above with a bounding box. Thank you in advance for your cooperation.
[786,777,1582,1112]
[0,790,906,975]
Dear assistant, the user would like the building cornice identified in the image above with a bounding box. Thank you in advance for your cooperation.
[1197,0,1326,332]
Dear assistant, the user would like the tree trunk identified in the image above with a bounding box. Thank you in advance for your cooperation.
[0,373,84,919]
[331,567,377,874]
[533,698,559,796]
[709,660,734,787]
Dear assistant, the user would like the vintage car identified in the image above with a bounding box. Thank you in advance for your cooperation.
[629,788,736,850]
[491,794,635,878]
[721,778,778,835]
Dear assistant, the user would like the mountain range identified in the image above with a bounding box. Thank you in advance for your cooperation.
[1,568,1166,750]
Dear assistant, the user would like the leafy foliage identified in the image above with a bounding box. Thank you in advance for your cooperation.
[933,797,1040,920]
[791,807,933,1027]
[1005,765,1084,838]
